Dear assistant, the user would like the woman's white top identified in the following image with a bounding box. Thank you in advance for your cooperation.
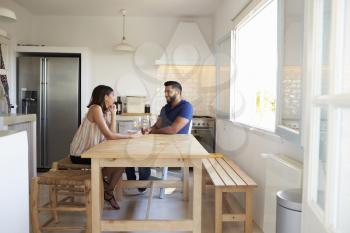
[70,111,111,157]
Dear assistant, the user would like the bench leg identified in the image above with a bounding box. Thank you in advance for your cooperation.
[245,189,253,233]
[215,188,222,233]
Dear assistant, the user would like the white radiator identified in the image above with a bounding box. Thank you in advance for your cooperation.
[261,153,303,233]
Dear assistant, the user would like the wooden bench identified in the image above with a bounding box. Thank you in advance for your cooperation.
[202,154,257,233]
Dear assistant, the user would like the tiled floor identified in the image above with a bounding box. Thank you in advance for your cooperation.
[36,172,263,233]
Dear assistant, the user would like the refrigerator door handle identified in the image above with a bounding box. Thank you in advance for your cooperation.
[40,58,48,167]
[39,58,43,167]
[43,58,48,167]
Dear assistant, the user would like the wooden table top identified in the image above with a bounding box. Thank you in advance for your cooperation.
[81,134,209,159]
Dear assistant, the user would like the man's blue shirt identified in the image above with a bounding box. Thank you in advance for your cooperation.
[159,100,193,134]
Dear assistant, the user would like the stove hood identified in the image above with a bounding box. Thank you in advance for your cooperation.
[156,22,214,66]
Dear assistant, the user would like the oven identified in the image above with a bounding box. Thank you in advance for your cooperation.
[191,116,216,153]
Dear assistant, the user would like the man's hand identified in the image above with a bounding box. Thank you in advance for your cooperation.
[141,127,152,135]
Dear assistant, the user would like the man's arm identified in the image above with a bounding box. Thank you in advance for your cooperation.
[151,116,162,129]
[151,116,189,134]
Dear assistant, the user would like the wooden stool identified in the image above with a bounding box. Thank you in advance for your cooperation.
[30,170,91,233]
[52,156,91,170]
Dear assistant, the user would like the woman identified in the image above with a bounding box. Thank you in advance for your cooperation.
[70,85,138,209]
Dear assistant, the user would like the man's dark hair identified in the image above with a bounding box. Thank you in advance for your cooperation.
[164,81,182,94]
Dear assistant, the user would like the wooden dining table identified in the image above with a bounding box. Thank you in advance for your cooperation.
[81,134,209,233]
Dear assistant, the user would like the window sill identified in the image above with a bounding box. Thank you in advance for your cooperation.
[225,119,283,143]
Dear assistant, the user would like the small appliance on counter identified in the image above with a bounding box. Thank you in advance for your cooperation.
[126,96,146,113]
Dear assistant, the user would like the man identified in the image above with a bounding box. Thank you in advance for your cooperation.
[125,81,193,194]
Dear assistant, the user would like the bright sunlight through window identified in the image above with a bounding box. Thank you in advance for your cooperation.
[232,0,278,132]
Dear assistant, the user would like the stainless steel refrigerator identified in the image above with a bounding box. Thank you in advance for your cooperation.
[17,56,80,169]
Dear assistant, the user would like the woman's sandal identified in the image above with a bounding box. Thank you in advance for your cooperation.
[104,191,120,210]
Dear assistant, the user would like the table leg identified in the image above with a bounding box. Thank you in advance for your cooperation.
[192,163,202,233]
[183,167,189,201]
[91,159,101,233]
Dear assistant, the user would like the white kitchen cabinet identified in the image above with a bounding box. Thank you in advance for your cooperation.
[0,114,36,178]
[0,130,29,233]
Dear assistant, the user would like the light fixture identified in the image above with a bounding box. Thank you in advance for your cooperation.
[113,9,134,52]
[0,7,17,37]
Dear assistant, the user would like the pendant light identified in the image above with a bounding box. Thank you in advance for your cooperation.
[0,7,17,37]
[114,9,134,52]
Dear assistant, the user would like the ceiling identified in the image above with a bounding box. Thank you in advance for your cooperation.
[13,0,222,17]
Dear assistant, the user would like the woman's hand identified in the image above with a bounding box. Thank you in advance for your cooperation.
[109,104,117,115]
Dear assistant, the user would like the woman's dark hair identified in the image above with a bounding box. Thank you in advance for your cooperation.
[87,85,114,113]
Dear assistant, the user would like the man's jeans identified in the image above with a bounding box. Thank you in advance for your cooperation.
[125,167,151,181]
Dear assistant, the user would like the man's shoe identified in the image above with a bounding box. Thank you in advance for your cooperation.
[124,188,147,196]
[138,188,147,194]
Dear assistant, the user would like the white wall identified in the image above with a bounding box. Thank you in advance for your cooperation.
[30,15,214,114]
[1,2,214,114]
[214,0,249,40]
[214,0,304,231]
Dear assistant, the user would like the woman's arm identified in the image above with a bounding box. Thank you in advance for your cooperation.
[90,105,134,140]
[108,104,117,133]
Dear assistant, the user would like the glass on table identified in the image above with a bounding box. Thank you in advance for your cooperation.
[141,115,150,134]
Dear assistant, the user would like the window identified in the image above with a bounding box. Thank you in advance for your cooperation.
[303,0,350,232]
[231,0,278,132]
[276,0,305,145]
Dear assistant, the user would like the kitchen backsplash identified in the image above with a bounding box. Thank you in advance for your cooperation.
[282,66,302,121]
[153,65,216,116]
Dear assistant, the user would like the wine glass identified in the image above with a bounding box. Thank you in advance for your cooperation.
[133,117,141,131]
[139,116,150,134]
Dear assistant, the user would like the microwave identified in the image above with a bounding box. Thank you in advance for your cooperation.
[126,96,146,113]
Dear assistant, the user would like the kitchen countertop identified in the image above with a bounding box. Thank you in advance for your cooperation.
[0,130,21,137]
[0,113,36,126]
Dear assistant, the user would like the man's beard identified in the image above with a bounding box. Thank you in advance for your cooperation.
[166,95,177,104]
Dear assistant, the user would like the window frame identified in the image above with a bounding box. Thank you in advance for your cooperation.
[275,0,304,145]
[226,0,305,145]
[302,0,350,231]
[215,32,232,120]
[229,0,281,134]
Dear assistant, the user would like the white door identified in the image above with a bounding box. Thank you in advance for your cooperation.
[302,0,350,232]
